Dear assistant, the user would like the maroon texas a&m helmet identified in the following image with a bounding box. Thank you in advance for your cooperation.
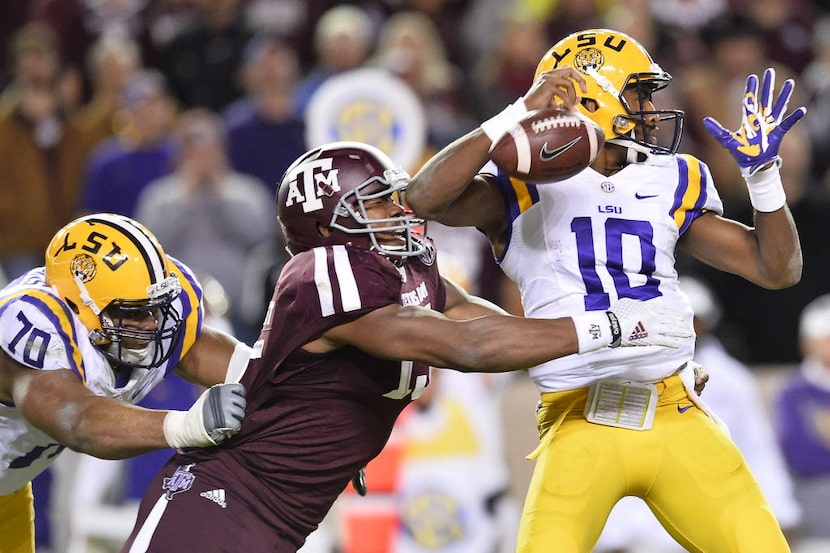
[277,142,426,258]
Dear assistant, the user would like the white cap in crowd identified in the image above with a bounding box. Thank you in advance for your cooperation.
[799,293,830,341]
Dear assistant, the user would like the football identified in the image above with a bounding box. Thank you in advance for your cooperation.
[490,108,604,183]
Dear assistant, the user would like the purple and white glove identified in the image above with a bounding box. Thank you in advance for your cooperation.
[702,68,806,212]
[703,67,805,175]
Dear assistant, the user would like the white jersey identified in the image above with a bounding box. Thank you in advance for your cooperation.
[0,260,203,495]
[483,153,723,392]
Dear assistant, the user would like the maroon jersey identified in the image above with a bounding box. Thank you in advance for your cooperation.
[125,243,445,552]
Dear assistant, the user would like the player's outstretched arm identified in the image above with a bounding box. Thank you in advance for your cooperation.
[320,296,691,374]
[1,350,246,459]
[684,68,804,289]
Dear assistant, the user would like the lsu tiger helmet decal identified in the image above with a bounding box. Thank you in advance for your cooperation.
[45,213,184,369]
[277,141,427,258]
[535,29,684,154]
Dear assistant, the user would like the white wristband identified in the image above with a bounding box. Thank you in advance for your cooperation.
[163,401,213,449]
[571,311,613,353]
[744,160,786,212]
[480,98,528,150]
[225,342,253,384]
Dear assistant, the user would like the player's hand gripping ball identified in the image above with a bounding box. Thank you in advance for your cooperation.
[490,108,604,183]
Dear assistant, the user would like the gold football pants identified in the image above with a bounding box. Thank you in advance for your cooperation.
[0,482,36,553]
[516,374,789,553]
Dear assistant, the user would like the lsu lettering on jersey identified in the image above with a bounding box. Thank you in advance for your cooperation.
[0,259,203,495]
[485,153,723,391]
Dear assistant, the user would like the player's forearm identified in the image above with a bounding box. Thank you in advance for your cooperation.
[435,315,580,373]
[55,398,169,459]
[11,365,169,458]
[752,207,802,289]
[66,384,245,454]
[406,129,489,218]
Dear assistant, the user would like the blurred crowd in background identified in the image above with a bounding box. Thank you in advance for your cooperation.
[1,0,830,552]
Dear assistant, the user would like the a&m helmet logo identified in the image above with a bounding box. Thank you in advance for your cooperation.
[283,158,341,214]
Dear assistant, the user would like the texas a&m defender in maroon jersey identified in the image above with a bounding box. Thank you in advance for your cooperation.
[121,142,690,553]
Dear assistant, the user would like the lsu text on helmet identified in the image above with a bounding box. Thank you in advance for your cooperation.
[45,213,184,369]
[277,141,427,258]
[535,28,684,155]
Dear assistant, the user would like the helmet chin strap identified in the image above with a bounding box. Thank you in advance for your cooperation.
[607,137,651,164]
[73,273,102,316]
[73,274,112,346]
[585,66,616,95]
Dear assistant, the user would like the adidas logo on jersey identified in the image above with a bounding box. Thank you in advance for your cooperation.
[628,321,649,341]
[200,489,227,509]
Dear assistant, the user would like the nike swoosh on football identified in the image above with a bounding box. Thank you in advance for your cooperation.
[635,192,659,200]
[677,404,694,413]
[539,137,582,161]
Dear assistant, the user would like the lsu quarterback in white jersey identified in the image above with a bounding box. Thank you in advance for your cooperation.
[0,214,248,553]
[488,150,716,391]
[407,28,804,553]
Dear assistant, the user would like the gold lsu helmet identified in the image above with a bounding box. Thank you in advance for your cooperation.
[45,213,184,369]
[535,29,684,154]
